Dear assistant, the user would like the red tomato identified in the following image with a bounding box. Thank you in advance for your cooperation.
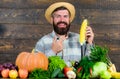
[1,69,9,78]
[18,69,28,78]
[63,66,73,77]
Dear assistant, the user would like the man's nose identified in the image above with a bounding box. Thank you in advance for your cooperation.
[60,16,65,21]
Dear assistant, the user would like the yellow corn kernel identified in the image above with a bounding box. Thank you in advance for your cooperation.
[79,19,88,45]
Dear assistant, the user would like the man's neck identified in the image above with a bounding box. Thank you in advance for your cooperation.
[56,33,68,40]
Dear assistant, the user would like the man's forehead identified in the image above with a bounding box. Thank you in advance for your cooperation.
[52,10,70,15]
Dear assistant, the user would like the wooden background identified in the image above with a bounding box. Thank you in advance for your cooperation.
[0,0,120,71]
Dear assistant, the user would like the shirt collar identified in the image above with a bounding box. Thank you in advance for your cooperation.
[51,31,69,39]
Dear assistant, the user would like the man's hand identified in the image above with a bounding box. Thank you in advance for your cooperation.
[86,26,94,44]
[52,36,66,54]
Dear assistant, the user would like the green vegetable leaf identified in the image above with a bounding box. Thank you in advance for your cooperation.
[90,45,111,65]
[48,56,66,73]
[29,68,51,79]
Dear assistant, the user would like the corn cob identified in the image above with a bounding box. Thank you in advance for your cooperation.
[79,19,88,45]
[111,72,120,78]
[107,64,120,78]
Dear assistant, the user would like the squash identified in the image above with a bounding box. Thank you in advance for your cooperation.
[15,51,48,72]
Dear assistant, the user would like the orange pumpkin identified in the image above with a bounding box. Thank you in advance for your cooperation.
[15,51,48,72]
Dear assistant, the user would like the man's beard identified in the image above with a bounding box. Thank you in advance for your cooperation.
[53,21,70,35]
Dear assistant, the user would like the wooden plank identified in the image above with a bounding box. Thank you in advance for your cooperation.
[0,38,39,64]
[0,0,76,9]
[76,0,120,10]
[0,38,37,52]
[78,9,120,24]
[0,38,37,64]
[0,24,52,38]
[109,54,120,71]
[0,0,120,10]
[0,9,120,24]
[92,24,120,53]
[0,9,46,24]
[0,52,18,64]
[92,24,120,40]
[95,39,120,52]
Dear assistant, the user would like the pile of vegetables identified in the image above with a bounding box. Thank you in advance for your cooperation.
[28,45,119,79]
[1,41,120,79]
[11,45,120,79]
[76,45,112,79]
[29,56,66,78]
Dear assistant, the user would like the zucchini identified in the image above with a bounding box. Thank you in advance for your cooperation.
[51,68,61,78]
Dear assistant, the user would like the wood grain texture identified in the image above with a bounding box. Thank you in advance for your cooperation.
[0,9,45,24]
[0,0,120,9]
[0,9,120,24]
[0,24,52,38]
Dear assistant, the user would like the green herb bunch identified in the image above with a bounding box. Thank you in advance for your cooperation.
[48,56,66,73]
[76,45,111,79]
[29,68,51,79]
[77,56,94,79]
[90,45,111,65]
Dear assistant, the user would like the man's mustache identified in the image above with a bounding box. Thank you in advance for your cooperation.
[57,21,68,25]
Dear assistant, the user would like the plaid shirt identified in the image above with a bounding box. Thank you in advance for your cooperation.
[34,31,92,66]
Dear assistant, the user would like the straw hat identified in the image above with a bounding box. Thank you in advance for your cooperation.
[45,2,75,23]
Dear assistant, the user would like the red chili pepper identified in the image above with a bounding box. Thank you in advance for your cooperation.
[77,66,82,73]
[90,68,92,76]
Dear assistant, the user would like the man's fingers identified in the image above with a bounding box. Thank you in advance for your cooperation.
[86,26,93,36]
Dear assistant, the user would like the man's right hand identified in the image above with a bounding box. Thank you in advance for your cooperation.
[52,36,65,53]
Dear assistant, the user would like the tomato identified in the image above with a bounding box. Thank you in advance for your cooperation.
[1,69,9,78]
[18,69,28,78]
[63,66,73,77]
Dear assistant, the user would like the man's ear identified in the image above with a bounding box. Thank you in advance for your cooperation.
[50,17,53,24]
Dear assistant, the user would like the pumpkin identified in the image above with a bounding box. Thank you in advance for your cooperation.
[15,51,48,72]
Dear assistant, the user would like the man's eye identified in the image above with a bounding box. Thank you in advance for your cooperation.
[64,15,69,18]
[54,15,60,18]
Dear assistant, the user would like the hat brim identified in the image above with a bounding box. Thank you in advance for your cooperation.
[45,2,75,24]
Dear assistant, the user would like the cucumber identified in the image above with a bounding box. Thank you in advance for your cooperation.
[51,68,61,78]
[57,71,65,78]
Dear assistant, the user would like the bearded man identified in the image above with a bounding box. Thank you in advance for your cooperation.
[34,2,94,66]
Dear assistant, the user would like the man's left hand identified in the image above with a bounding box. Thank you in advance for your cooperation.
[86,26,94,44]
